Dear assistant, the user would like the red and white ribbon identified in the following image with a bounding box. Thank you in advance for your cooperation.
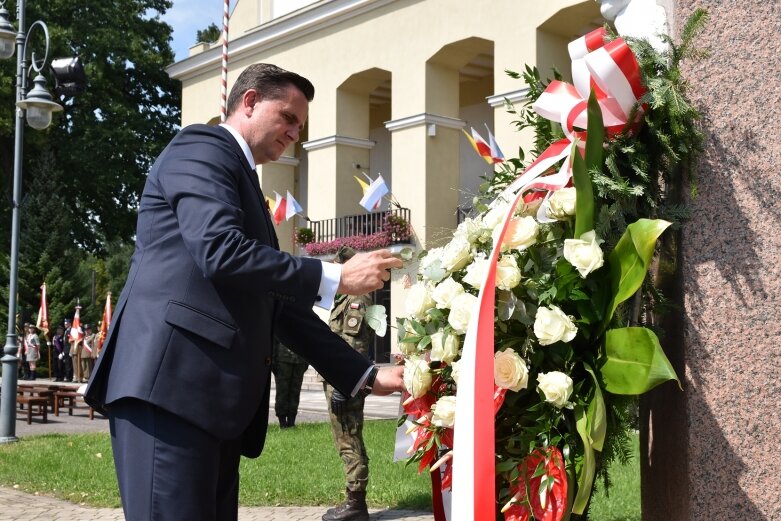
[495,28,645,206]
[220,0,230,122]
[450,29,645,521]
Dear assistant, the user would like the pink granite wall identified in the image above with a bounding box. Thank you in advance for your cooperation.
[641,1,781,519]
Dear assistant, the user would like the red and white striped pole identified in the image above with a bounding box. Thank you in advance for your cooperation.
[220,0,230,122]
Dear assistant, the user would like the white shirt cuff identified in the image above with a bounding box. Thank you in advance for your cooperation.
[316,261,341,310]
[351,365,376,397]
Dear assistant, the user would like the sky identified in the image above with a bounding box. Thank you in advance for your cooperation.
[161,0,225,62]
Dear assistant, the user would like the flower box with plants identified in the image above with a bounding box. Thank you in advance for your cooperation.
[303,213,412,257]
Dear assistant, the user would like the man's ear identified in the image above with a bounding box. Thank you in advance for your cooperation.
[241,89,259,116]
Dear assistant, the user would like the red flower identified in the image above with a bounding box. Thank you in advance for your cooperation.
[503,446,568,521]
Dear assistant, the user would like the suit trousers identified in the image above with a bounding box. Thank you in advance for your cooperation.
[109,398,242,521]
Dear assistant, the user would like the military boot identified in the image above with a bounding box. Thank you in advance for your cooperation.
[321,490,368,521]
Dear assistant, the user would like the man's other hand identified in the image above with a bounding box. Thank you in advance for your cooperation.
[337,250,402,295]
[370,365,404,396]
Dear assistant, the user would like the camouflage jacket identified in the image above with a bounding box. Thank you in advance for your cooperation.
[328,293,372,357]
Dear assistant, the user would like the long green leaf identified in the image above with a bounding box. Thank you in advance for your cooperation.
[572,90,604,239]
[602,219,671,329]
[601,326,681,394]
[572,405,596,515]
[584,364,606,452]
[585,90,605,183]
[572,143,592,238]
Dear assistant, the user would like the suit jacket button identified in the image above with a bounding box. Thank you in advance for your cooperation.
[265,356,272,366]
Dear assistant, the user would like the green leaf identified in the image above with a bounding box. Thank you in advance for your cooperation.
[572,405,596,515]
[583,364,606,452]
[601,326,681,394]
[602,219,672,330]
[572,89,604,238]
[365,305,387,337]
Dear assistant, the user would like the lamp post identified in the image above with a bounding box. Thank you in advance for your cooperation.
[0,0,64,444]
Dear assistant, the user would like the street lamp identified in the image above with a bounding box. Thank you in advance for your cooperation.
[0,0,66,443]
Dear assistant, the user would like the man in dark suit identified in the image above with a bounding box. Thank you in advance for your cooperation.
[85,63,403,521]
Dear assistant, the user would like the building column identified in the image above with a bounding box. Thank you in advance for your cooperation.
[301,136,375,221]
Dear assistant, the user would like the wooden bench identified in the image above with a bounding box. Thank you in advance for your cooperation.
[17,385,56,412]
[16,395,49,424]
[53,391,94,420]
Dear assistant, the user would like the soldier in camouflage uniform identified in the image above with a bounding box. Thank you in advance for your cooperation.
[322,246,373,521]
[271,339,309,428]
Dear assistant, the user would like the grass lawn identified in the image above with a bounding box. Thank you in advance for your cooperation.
[0,420,639,518]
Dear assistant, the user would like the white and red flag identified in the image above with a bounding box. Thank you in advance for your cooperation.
[35,282,49,335]
[70,303,84,346]
[97,293,112,353]
[285,191,303,221]
[272,191,286,225]
[484,124,505,164]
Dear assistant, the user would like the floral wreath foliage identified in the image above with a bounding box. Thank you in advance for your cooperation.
[398,10,707,520]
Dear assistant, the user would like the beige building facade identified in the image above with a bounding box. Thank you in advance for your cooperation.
[168,0,604,356]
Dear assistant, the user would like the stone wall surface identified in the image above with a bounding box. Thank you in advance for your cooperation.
[642,1,781,519]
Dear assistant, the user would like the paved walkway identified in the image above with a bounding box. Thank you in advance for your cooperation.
[0,376,433,521]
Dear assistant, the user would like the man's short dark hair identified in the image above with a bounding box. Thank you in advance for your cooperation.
[226,63,314,115]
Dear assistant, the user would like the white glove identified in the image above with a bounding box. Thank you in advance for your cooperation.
[58,353,64,360]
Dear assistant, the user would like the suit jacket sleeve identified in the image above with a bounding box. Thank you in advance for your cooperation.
[274,303,372,396]
[157,127,321,306]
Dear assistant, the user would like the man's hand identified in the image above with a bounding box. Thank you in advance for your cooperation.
[337,250,402,295]
[370,365,405,396]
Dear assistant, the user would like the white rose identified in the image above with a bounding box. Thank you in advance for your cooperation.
[536,371,574,408]
[450,360,461,385]
[533,305,578,346]
[404,358,433,399]
[431,395,457,428]
[430,330,461,363]
[563,230,605,278]
[494,349,529,392]
[496,255,521,290]
[482,203,511,230]
[454,217,483,245]
[405,283,435,320]
[440,236,473,272]
[494,216,539,252]
[547,187,577,220]
[462,257,490,290]
[432,277,465,309]
[448,293,478,334]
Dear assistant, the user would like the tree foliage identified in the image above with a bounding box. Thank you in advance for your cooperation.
[0,0,181,251]
[0,0,180,332]
[196,22,221,44]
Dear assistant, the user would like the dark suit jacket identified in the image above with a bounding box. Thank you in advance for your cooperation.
[85,124,371,457]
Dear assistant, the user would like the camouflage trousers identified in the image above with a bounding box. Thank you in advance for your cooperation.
[323,383,369,492]
[271,361,308,418]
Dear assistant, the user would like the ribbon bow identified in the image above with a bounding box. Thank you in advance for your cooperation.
[497,28,646,205]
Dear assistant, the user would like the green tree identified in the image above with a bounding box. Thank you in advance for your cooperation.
[0,0,180,331]
[196,22,221,44]
[0,0,181,253]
